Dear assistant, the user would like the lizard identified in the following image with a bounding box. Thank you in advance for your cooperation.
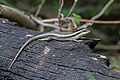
[8,28,90,70]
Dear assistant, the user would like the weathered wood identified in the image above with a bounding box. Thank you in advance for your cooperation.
[0,20,120,80]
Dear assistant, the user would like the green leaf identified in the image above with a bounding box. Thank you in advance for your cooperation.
[72,13,82,25]
[85,71,96,80]
[61,8,69,16]
[75,18,80,25]
[72,13,82,19]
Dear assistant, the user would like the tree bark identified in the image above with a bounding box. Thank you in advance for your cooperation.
[0,20,120,80]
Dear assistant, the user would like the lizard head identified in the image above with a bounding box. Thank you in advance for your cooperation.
[80,30,90,37]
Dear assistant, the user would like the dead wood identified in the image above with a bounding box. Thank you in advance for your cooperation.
[0,20,120,80]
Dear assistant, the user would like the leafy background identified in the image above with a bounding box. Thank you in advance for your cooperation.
[1,0,120,72]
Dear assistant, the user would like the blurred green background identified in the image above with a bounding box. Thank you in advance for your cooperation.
[0,0,120,72]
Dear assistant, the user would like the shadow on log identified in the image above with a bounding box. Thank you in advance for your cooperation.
[0,20,120,80]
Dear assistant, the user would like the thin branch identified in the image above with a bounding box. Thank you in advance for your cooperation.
[32,16,59,29]
[41,17,120,24]
[58,0,64,18]
[69,17,78,28]
[40,26,45,32]
[66,0,78,17]
[0,0,115,32]
[35,0,46,32]
[31,16,71,31]
[41,18,58,22]
[80,19,120,24]
[91,0,114,20]
[78,0,114,29]
[35,0,45,17]
[41,17,78,29]
[58,0,64,28]
[37,0,115,31]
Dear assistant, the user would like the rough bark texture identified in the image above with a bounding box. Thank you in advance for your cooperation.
[0,20,120,80]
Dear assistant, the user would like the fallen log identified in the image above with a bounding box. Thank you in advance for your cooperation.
[0,20,120,80]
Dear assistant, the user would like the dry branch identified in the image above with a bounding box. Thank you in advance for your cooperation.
[0,4,38,30]
[41,18,120,24]
[78,0,114,29]
[58,0,64,29]
[91,0,114,20]
[66,0,78,17]
[0,21,120,80]
[80,19,120,24]
[35,0,45,17]
[0,0,116,32]
[35,0,46,32]
[31,16,69,31]
[33,0,115,31]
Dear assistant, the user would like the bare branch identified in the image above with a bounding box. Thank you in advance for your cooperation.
[35,0,46,32]
[78,0,114,30]
[41,18,58,22]
[35,0,114,31]
[41,17,120,24]
[69,17,78,28]
[66,0,78,17]
[58,0,64,18]
[31,16,71,31]
[58,0,64,28]
[0,0,114,32]
[79,19,120,24]
[35,0,45,17]
[40,26,45,32]
[41,17,77,29]
[91,0,114,20]
[32,16,59,29]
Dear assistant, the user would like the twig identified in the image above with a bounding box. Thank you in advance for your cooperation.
[41,17,78,29]
[69,17,78,28]
[32,16,59,29]
[31,16,71,31]
[58,0,64,29]
[39,25,45,32]
[78,0,114,29]
[35,0,46,32]
[41,18,120,24]
[0,0,114,31]
[41,18,58,22]
[35,0,45,17]
[66,0,78,17]
[66,0,78,29]
[91,0,114,20]
[80,19,120,24]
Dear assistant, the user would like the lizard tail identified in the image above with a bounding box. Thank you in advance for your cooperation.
[8,37,35,70]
